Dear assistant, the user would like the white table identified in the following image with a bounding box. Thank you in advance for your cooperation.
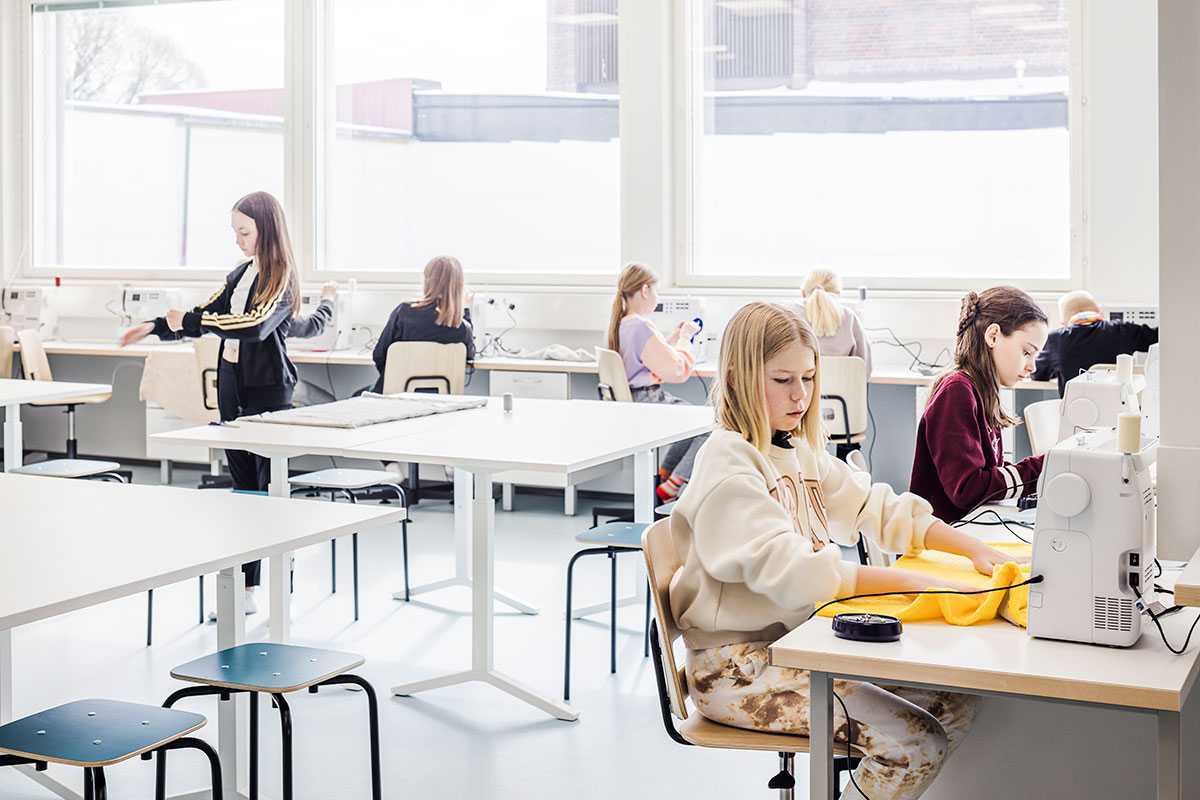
[771,534,1200,799]
[0,378,113,472]
[153,397,715,721]
[0,473,405,800]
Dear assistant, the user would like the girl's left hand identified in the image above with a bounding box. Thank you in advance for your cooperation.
[967,542,1028,576]
[165,308,186,332]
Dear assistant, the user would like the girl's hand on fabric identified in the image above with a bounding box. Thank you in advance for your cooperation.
[165,308,186,332]
[119,322,154,347]
[320,282,337,301]
[966,542,1020,576]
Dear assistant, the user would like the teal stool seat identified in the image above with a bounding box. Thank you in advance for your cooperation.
[0,700,221,800]
[171,643,365,693]
[0,700,203,767]
[162,643,381,800]
[574,521,648,548]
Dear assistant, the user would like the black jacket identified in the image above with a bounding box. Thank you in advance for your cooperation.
[371,302,475,393]
[1032,319,1159,396]
[152,260,333,406]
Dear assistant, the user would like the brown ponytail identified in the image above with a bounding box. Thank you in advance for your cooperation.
[606,263,657,352]
[932,286,1048,429]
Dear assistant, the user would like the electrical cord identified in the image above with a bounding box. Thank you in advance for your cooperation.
[832,689,872,800]
[1155,559,1164,579]
[951,509,1032,544]
[865,382,876,472]
[1132,586,1200,655]
[957,477,1041,523]
[806,575,1045,623]
[865,327,949,373]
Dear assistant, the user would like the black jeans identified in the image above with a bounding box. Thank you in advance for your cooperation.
[217,360,291,587]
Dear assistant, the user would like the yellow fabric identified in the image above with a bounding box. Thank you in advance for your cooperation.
[816,542,1033,628]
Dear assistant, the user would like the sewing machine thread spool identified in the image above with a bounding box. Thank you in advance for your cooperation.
[1116,353,1134,384]
[1118,412,1141,454]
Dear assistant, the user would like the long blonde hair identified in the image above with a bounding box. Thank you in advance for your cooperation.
[233,191,300,315]
[801,268,845,338]
[413,255,465,327]
[715,302,825,452]
[607,263,657,352]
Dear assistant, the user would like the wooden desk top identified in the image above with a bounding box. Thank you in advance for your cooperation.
[772,509,1200,712]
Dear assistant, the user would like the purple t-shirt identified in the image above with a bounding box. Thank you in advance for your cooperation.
[619,315,658,388]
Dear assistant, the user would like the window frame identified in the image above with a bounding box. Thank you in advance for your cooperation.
[669,0,1087,294]
[4,0,1087,293]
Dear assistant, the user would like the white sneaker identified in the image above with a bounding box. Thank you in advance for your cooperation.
[206,589,258,622]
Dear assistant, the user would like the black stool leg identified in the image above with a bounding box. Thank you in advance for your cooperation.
[564,550,580,701]
[150,736,224,800]
[315,674,382,800]
[274,693,293,800]
[353,532,360,621]
[250,690,259,800]
[401,519,410,602]
[610,551,617,675]
[146,589,154,647]
[84,766,93,800]
[92,766,107,800]
[644,580,652,658]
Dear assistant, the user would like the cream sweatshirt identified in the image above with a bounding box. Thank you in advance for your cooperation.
[669,428,938,649]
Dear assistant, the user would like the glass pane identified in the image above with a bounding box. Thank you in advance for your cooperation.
[327,0,620,273]
[32,0,285,270]
[692,0,1070,282]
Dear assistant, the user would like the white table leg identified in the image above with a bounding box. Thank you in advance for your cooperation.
[3,403,21,471]
[809,670,835,800]
[563,485,577,516]
[393,469,577,721]
[217,567,247,799]
[397,466,538,615]
[502,481,514,511]
[267,456,293,642]
[575,449,651,620]
[0,628,11,724]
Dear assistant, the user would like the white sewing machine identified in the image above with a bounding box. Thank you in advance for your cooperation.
[1057,354,1145,443]
[1027,423,1157,647]
[653,296,707,359]
[122,287,182,325]
[0,287,45,334]
[290,281,356,351]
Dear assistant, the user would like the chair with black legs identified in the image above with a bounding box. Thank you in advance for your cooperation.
[0,699,222,800]
[159,643,381,800]
[641,518,861,798]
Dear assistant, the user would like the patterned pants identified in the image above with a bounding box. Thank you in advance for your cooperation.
[687,642,977,800]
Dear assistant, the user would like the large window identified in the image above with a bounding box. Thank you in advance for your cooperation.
[31,0,284,271]
[685,0,1072,285]
[324,0,620,275]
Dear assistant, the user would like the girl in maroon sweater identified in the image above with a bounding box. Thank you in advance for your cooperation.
[910,287,1050,522]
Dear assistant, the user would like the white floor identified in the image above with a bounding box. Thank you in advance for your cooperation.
[0,466,789,800]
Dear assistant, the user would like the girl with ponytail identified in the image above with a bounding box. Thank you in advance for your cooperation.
[608,263,707,501]
[910,286,1049,522]
[799,268,872,377]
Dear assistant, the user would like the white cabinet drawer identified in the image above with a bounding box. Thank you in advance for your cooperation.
[489,370,569,400]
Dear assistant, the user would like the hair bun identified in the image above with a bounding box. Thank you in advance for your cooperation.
[957,291,981,336]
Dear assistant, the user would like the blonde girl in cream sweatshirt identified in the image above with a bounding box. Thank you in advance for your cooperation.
[670,302,1015,800]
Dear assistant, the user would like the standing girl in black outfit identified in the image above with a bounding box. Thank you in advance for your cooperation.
[121,191,333,614]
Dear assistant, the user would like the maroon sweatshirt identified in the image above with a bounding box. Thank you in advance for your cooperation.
[909,371,1044,523]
